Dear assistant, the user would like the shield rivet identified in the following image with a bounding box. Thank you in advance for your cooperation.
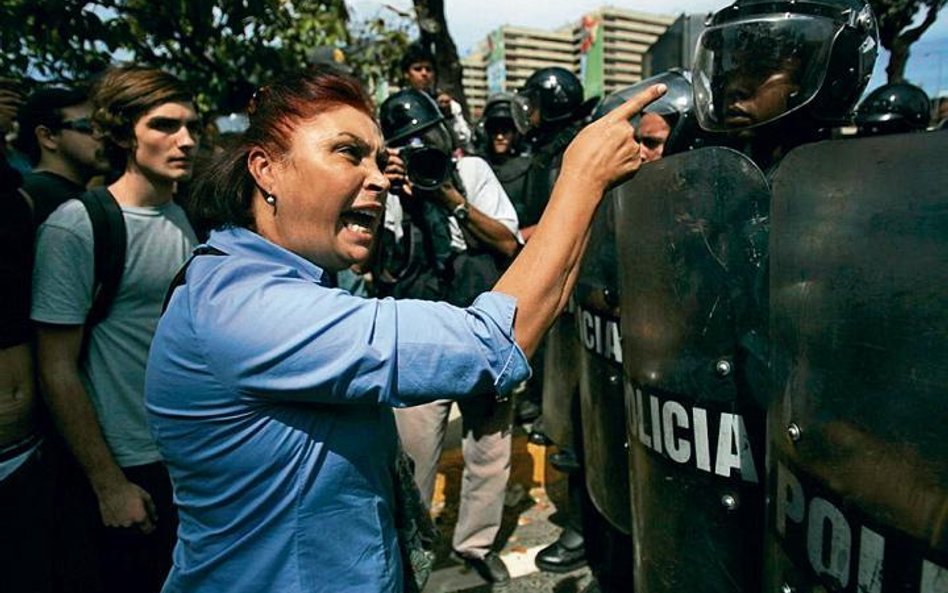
[721,494,738,511]
[715,360,731,376]
[781,584,795,593]
[608,374,621,386]
[787,423,802,442]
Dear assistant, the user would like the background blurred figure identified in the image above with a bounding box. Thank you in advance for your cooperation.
[0,76,53,593]
[401,42,437,94]
[855,81,932,136]
[436,87,474,154]
[480,93,525,164]
[16,86,111,226]
[478,93,530,215]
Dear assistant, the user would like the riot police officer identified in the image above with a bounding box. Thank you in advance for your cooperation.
[478,93,531,207]
[613,2,880,592]
[514,66,598,240]
[692,0,878,165]
[377,88,523,585]
[572,69,707,593]
[507,66,600,577]
[692,3,948,590]
[855,81,932,136]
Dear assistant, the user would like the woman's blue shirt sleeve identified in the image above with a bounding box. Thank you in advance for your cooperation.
[180,254,531,407]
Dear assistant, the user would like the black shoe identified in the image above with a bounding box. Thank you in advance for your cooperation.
[550,449,581,473]
[453,550,511,583]
[515,398,541,423]
[528,428,553,445]
[535,530,587,573]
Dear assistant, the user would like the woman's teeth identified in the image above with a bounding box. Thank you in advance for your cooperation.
[343,210,376,234]
[346,221,372,233]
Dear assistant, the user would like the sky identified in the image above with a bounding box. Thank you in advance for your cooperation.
[346,0,948,97]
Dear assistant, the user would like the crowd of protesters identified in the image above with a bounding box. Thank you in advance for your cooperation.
[0,37,656,592]
[5,17,943,593]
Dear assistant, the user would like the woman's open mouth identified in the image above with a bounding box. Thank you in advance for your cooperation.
[340,209,379,236]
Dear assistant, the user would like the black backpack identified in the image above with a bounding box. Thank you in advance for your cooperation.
[77,187,127,328]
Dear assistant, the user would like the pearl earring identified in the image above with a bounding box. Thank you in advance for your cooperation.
[264,192,276,206]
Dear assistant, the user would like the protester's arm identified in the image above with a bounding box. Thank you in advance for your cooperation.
[37,324,157,532]
[493,84,666,357]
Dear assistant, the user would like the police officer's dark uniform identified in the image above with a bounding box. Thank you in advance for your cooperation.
[612,2,880,592]
[573,69,708,593]
[506,67,601,576]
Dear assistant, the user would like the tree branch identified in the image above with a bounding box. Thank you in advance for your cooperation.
[898,1,942,44]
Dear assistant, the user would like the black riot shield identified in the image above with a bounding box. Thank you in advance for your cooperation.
[616,147,770,593]
[575,191,631,534]
[541,305,580,448]
[765,132,948,593]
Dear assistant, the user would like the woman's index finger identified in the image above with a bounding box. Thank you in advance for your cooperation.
[607,84,668,122]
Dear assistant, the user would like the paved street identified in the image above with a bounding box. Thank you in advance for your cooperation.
[421,415,595,593]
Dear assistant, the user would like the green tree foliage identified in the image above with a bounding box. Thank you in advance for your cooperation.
[0,0,411,110]
[869,0,947,82]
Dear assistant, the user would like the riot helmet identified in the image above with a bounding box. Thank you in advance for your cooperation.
[517,67,586,127]
[482,93,516,127]
[694,0,879,132]
[855,82,932,136]
[479,93,527,157]
[594,69,706,158]
[379,89,454,190]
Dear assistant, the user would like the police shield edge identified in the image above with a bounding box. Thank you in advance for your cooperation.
[616,146,770,593]
[575,191,631,534]
[765,132,948,593]
[541,306,581,449]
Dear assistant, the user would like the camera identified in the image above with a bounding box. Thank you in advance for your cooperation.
[397,137,454,191]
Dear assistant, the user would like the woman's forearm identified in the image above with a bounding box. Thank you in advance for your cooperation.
[490,83,668,358]
[493,173,603,356]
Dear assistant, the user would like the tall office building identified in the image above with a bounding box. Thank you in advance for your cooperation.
[461,50,489,118]
[461,6,674,116]
[643,13,709,78]
[575,7,676,99]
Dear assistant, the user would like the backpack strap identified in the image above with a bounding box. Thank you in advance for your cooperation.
[79,187,127,328]
[161,246,227,314]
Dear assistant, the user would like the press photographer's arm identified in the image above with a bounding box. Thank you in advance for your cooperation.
[385,150,519,259]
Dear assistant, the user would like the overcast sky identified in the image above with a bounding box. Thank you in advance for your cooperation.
[346,1,948,95]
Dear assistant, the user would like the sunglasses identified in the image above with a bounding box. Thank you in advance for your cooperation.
[59,118,95,135]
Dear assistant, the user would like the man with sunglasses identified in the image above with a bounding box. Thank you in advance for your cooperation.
[16,86,111,226]
[31,66,198,593]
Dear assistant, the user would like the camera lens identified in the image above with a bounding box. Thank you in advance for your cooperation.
[405,147,452,190]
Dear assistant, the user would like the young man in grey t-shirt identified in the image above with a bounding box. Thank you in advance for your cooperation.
[32,66,199,593]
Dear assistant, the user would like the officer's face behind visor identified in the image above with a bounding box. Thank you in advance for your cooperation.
[694,15,837,131]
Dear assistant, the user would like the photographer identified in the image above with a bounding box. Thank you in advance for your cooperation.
[378,89,522,584]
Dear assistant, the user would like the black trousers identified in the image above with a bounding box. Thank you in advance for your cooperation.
[51,443,177,593]
[0,445,54,593]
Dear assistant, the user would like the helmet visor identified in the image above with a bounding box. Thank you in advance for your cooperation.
[508,94,534,136]
[694,15,837,131]
[596,71,693,120]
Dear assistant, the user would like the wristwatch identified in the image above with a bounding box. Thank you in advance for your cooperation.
[452,201,470,222]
